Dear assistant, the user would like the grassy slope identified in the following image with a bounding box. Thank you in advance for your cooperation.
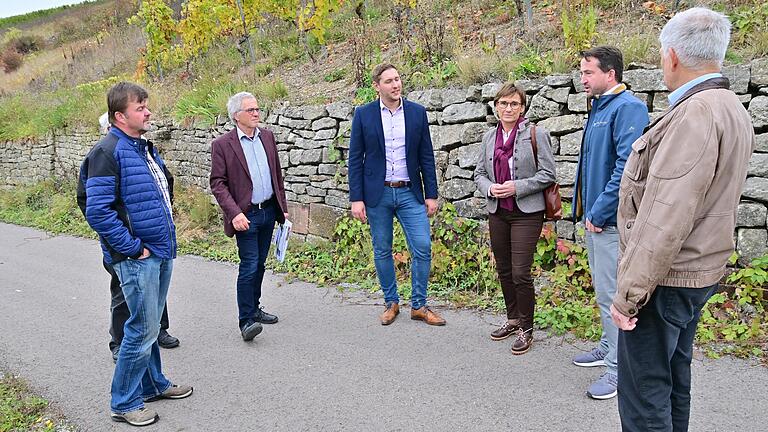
[0,0,765,140]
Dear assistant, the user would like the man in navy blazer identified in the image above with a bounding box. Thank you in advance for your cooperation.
[348,63,445,326]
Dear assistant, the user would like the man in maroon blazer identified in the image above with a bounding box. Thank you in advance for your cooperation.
[210,92,289,342]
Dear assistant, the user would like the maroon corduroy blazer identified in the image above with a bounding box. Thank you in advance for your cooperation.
[210,127,288,237]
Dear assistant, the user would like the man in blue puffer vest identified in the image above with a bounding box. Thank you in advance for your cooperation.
[78,82,192,427]
[571,47,650,400]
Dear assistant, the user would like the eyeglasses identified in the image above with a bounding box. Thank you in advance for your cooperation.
[497,101,522,110]
[241,107,260,114]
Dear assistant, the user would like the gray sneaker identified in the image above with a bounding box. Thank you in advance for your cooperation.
[145,384,194,402]
[586,372,618,400]
[110,407,159,426]
[572,347,606,367]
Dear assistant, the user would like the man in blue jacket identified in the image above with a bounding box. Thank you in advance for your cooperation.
[572,47,649,400]
[348,63,445,326]
[79,82,192,426]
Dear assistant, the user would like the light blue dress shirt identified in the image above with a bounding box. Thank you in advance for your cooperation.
[237,127,274,204]
[668,73,723,106]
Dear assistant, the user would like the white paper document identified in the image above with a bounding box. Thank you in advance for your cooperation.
[272,220,292,263]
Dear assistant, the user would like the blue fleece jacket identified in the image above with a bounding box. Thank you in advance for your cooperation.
[574,89,649,227]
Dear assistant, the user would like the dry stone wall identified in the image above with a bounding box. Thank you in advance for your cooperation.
[2,59,768,261]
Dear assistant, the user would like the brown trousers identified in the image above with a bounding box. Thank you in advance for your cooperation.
[488,208,544,329]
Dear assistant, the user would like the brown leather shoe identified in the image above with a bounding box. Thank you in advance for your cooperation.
[491,319,521,341]
[511,328,533,355]
[410,306,446,326]
[380,302,400,325]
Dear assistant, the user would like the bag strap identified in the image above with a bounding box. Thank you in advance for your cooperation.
[530,124,539,169]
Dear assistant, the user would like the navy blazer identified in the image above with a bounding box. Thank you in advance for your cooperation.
[348,98,438,207]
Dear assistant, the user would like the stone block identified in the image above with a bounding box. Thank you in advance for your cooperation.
[653,92,670,112]
[722,64,751,94]
[541,86,571,104]
[481,83,502,101]
[308,203,345,237]
[748,96,768,129]
[296,129,316,139]
[556,219,575,240]
[427,111,439,124]
[303,105,328,120]
[751,58,768,87]
[287,202,310,234]
[737,228,768,265]
[441,88,468,108]
[567,93,588,113]
[556,162,578,186]
[440,178,476,200]
[462,122,490,144]
[407,89,442,109]
[466,85,483,102]
[324,195,349,209]
[430,124,465,150]
[515,79,545,93]
[455,143,482,168]
[545,75,573,87]
[453,196,486,219]
[572,70,584,93]
[743,177,768,203]
[287,166,317,176]
[298,195,324,204]
[737,202,767,227]
[739,94,752,105]
[537,114,585,135]
[623,69,667,92]
[442,102,488,124]
[527,94,562,121]
[300,149,323,164]
[312,117,337,131]
[282,106,305,119]
[445,165,474,179]
[755,133,768,153]
[559,131,582,155]
[306,186,327,197]
[748,153,768,177]
[314,129,336,140]
[337,121,352,140]
[326,101,354,120]
[278,117,312,129]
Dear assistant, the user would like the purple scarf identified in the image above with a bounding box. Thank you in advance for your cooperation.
[493,118,524,211]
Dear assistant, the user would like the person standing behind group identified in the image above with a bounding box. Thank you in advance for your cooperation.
[80,82,192,427]
[90,115,180,363]
[348,63,445,326]
[611,8,755,431]
[571,46,649,400]
[474,83,557,354]
[210,92,289,342]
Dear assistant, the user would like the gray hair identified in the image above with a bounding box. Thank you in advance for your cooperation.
[227,92,256,122]
[98,112,110,134]
[659,7,731,70]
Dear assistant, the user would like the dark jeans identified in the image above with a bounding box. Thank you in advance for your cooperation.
[104,261,170,352]
[234,203,276,328]
[488,208,544,329]
[618,284,718,432]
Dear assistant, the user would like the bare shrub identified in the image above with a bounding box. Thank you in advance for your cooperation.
[1,49,23,73]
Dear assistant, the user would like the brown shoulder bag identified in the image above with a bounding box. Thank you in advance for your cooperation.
[530,125,563,221]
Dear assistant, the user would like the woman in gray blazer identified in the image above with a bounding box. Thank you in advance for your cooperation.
[474,83,557,355]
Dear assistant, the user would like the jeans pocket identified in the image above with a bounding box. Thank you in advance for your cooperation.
[662,288,696,328]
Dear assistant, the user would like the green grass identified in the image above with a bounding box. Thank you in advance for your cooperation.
[0,1,102,29]
[0,373,56,432]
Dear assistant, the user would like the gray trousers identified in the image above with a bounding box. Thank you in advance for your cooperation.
[585,226,619,374]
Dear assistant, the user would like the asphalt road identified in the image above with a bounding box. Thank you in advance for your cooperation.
[1,222,766,431]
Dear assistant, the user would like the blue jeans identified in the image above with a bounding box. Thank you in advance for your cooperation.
[366,187,431,309]
[618,284,717,432]
[111,255,173,413]
[235,205,276,327]
[585,226,619,374]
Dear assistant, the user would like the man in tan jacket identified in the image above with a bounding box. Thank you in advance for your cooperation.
[609,7,755,432]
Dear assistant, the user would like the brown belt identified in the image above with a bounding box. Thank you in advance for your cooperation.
[384,181,410,188]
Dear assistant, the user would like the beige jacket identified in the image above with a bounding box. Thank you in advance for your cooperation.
[613,77,755,317]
